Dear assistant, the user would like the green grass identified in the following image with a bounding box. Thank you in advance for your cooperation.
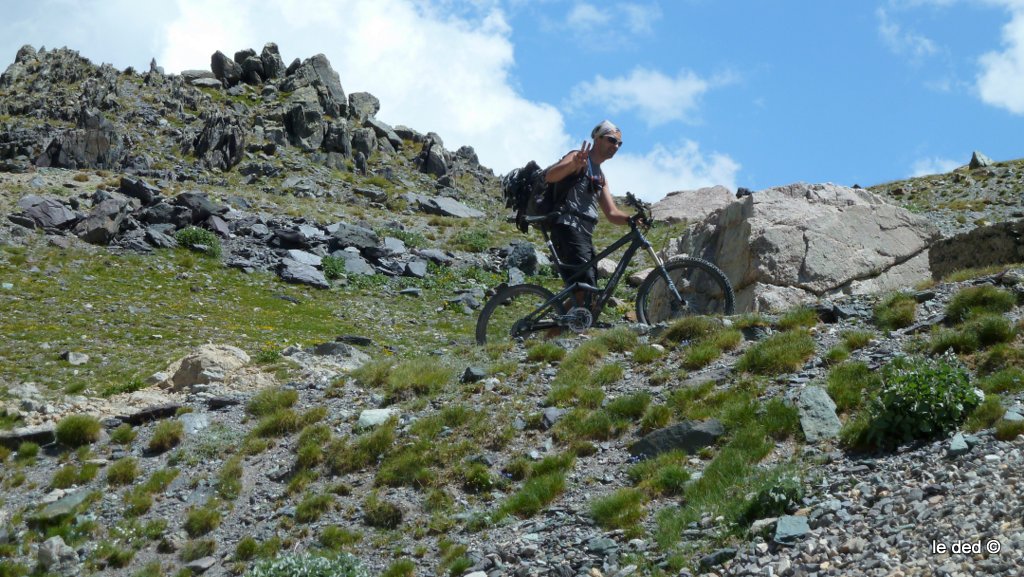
[873,292,917,330]
[589,488,646,533]
[55,414,102,448]
[106,457,140,486]
[736,330,815,375]
[827,361,882,413]
[295,493,334,523]
[183,504,222,538]
[776,306,819,331]
[148,420,185,454]
[526,342,566,363]
[979,367,1024,394]
[946,285,1017,322]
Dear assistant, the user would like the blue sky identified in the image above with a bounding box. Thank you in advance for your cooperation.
[2,0,1023,202]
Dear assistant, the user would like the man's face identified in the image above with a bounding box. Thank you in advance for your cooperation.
[598,131,623,158]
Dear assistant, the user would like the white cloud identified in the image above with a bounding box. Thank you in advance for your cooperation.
[977,2,1024,114]
[876,7,939,60]
[609,141,740,203]
[567,3,610,29]
[569,67,723,127]
[910,156,961,177]
[1,0,734,194]
[621,3,662,35]
[154,0,573,173]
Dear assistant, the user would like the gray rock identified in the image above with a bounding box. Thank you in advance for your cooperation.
[587,537,618,555]
[542,407,566,430]
[15,195,79,230]
[948,432,971,457]
[119,176,161,205]
[629,419,725,458]
[462,367,487,383]
[37,536,78,573]
[357,409,396,430]
[33,490,92,525]
[278,258,330,289]
[184,556,217,574]
[328,222,380,254]
[970,150,994,169]
[404,260,428,279]
[73,196,131,245]
[348,92,380,124]
[211,50,242,86]
[61,351,89,365]
[417,195,485,219]
[285,249,322,268]
[797,386,841,442]
[505,242,541,276]
[774,515,810,545]
[698,548,737,571]
[178,413,210,435]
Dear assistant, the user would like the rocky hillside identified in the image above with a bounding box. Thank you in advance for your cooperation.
[3,44,1024,577]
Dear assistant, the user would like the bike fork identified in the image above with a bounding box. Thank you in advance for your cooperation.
[645,244,687,313]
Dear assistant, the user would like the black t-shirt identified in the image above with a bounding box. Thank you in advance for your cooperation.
[553,154,603,235]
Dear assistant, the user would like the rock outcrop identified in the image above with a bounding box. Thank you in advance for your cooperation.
[665,182,940,312]
[929,219,1024,280]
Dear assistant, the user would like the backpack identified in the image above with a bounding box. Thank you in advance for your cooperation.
[500,160,561,233]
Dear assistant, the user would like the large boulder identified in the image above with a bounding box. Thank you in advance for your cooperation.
[73,196,132,245]
[211,51,242,87]
[652,185,735,224]
[284,86,325,151]
[35,108,124,169]
[666,183,940,312]
[192,112,245,171]
[280,54,347,118]
[929,219,1024,279]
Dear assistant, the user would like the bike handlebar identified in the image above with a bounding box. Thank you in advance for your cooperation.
[625,192,653,228]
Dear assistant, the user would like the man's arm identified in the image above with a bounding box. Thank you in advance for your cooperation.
[598,182,630,226]
[545,141,591,183]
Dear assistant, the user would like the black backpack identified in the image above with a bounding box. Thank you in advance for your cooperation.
[500,160,560,233]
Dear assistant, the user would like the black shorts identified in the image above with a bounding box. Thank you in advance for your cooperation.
[550,223,596,287]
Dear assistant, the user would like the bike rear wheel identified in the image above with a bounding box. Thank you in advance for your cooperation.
[476,284,565,345]
[635,257,735,325]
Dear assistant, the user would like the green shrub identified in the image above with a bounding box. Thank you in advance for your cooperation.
[380,559,416,577]
[776,306,819,331]
[965,313,1015,347]
[461,463,496,494]
[235,537,259,561]
[873,292,917,330]
[852,356,981,450]
[148,420,185,454]
[51,463,99,489]
[736,330,816,375]
[661,316,721,345]
[180,539,216,562]
[322,256,345,280]
[741,473,803,523]
[841,330,874,351]
[632,344,663,364]
[451,228,491,252]
[216,456,244,500]
[606,392,651,421]
[175,227,222,258]
[295,493,333,523]
[15,442,39,462]
[966,394,1006,432]
[762,398,801,441]
[110,423,136,445]
[363,493,403,529]
[55,414,102,448]
[824,345,850,365]
[106,457,140,486]
[827,361,881,413]
[639,404,672,434]
[946,285,1016,323]
[246,387,299,417]
[979,367,1024,394]
[319,526,362,551]
[995,419,1024,441]
[589,488,646,531]
[184,504,221,538]
[526,342,566,363]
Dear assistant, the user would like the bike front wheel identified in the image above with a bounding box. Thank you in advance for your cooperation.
[476,284,566,345]
[635,257,735,325]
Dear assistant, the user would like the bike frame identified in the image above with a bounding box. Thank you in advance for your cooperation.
[517,219,685,331]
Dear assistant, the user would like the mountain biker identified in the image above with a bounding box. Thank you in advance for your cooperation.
[544,120,631,310]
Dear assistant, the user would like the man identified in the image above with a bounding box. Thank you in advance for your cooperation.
[544,120,631,310]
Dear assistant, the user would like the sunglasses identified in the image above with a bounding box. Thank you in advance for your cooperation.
[603,135,623,147]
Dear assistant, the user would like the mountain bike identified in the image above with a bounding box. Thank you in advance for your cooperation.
[475,192,735,345]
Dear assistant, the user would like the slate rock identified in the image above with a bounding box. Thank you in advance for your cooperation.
[403,259,428,279]
[774,515,811,545]
[119,176,161,205]
[948,432,971,457]
[461,367,487,383]
[797,386,841,443]
[357,408,396,430]
[328,222,380,253]
[278,258,330,289]
[699,548,738,571]
[629,419,725,458]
